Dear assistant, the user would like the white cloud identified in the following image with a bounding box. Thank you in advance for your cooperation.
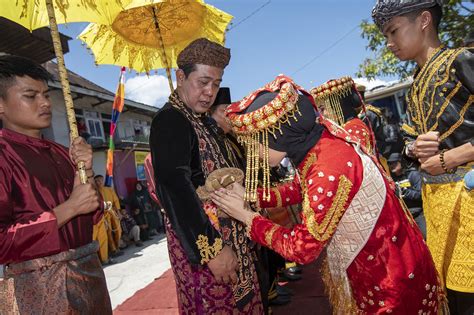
[353,77,399,91]
[125,75,175,108]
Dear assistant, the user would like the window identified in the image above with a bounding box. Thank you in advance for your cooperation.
[133,119,151,138]
[84,110,104,140]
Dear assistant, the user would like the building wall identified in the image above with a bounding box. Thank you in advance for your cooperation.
[92,150,107,178]
[48,90,153,146]
[47,90,154,201]
[49,92,71,147]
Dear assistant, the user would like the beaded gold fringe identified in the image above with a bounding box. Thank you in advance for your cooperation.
[240,130,270,202]
[318,85,352,126]
[238,101,302,203]
[321,258,360,315]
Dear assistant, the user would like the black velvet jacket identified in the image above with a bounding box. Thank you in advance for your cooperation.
[407,47,474,150]
[361,105,387,156]
[149,103,221,265]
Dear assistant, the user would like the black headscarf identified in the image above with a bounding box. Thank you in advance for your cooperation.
[340,86,364,122]
[244,91,324,166]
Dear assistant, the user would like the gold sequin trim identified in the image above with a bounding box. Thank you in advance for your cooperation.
[264,225,279,248]
[300,153,353,241]
[271,187,283,208]
[195,235,223,264]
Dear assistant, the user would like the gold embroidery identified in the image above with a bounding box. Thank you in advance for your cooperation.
[430,81,462,133]
[401,123,418,137]
[439,94,474,141]
[425,47,453,123]
[271,187,283,208]
[409,48,465,134]
[365,105,383,117]
[300,153,353,241]
[264,225,279,248]
[195,235,223,264]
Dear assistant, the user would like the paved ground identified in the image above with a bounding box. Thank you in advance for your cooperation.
[103,234,171,309]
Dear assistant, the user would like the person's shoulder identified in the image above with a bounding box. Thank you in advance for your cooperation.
[452,47,473,69]
[365,105,383,117]
[0,133,12,173]
[44,138,69,152]
[305,130,360,176]
[151,103,189,128]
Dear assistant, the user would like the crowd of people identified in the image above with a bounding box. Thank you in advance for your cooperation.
[91,175,164,265]
[0,0,472,314]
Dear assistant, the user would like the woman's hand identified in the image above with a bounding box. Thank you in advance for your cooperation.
[210,188,253,224]
[226,182,245,200]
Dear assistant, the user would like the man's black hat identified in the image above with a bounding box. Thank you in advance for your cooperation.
[212,87,231,107]
[388,152,402,163]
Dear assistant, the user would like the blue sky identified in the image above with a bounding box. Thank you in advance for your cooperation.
[59,0,391,107]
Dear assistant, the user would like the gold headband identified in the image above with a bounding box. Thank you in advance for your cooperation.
[310,76,354,126]
[226,75,306,202]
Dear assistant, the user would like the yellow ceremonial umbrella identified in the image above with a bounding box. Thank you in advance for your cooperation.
[78,0,233,91]
[0,0,135,182]
[0,0,131,31]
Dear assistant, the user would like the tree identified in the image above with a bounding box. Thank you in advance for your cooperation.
[357,0,474,80]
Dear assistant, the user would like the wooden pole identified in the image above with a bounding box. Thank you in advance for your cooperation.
[151,6,174,92]
[45,0,88,184]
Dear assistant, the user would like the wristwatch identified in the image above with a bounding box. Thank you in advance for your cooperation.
[405,141,416,158]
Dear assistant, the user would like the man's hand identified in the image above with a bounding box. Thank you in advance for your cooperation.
[414,131,440,159]
[53,172,100,227]
[207,245,238,284]
[67,172,101,216]
[69,137,93,170]
[419,155,444,176]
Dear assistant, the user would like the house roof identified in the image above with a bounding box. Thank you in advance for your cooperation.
[0,17,70,64]
[44,62,158,115]
[365,79,413,102]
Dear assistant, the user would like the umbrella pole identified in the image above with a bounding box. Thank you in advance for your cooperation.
[45,0,88,184]
[151,7,174,92]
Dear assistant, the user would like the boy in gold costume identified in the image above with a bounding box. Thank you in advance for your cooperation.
[372,1,474,313]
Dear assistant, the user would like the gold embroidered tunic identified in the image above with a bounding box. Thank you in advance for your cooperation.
[406,47,474,292]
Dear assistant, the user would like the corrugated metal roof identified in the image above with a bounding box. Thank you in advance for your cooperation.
[45,62,158,114]
[0,17,70,63]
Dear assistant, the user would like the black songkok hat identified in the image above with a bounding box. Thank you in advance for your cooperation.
[212,87,231,107]
[372,0,444,31]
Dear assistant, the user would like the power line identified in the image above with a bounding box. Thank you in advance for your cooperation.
[227,1,271,32]
[291,24,361,75]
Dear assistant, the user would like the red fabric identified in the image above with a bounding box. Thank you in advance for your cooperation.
[251,131,363,265]
[0,128,100,264]
[258,180,302,209]
[114,269,179,314]
[250,127,441,314]
[344,118,376,157]
[144,153,161,206]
